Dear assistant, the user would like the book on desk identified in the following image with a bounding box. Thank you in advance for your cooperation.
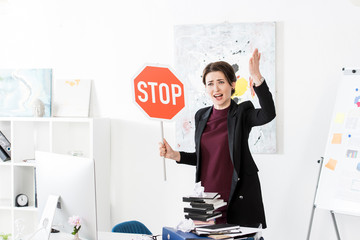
[182,192,219,202]
[194,223,240,234]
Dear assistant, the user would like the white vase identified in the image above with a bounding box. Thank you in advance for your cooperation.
[73,232,80,240]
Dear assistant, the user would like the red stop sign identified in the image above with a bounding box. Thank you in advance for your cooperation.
[133,65,185,120]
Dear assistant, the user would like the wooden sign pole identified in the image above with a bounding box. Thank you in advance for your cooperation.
[160,121,167,181]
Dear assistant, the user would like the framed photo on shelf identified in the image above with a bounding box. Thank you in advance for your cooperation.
[0,69,52,117]
[53,79,91,117]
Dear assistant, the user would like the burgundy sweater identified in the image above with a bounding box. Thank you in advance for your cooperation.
[200,106,234,223]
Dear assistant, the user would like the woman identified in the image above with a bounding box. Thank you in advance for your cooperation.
[159,48,276,228]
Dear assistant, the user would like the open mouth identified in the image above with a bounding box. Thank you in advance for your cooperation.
[214,93,223,100]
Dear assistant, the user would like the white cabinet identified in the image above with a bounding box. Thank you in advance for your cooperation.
[0,117,110,238]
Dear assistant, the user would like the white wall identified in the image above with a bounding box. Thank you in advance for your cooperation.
[1,0,360,239]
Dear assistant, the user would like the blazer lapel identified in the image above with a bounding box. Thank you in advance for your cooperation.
[228,100,239,203]
[195,107,212,152]
[195,107,212,174]
[227,100,237,165]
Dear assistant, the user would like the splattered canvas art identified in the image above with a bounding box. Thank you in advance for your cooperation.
[174,22,276,153]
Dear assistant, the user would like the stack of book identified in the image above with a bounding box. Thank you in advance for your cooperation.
[182,192,227,223]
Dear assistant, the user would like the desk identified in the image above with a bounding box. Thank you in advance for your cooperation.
[48,231,153,240]
[99,231,153,240]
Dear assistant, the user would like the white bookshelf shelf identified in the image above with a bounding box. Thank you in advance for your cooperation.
[0,162,11,166]
[0,117,111,237]
[13,206,38,212]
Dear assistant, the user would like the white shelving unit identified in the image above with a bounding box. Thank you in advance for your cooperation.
[0,117,111,238]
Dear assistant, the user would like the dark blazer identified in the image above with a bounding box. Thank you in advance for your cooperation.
[178,81,276,228]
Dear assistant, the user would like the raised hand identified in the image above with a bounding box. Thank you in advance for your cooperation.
[249,48,264,87]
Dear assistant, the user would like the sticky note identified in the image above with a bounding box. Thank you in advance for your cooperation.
[345,116,358,129]
[335,113,345,124]
[325,158,338,171]
[331,133,342,144]
[348,135,360,148]
[346,149,358,158]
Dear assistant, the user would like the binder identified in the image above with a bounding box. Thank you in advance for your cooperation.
[0,131,11,158]
[162,227,211,240]
[162,227,261,240]
[0,145,10,161]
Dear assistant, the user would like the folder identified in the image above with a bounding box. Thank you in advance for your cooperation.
[0,145,10,161]
[162,227,211,240]
[0,131,11,158]
[162,227,261,240]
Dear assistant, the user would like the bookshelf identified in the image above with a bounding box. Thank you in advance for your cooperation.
[0,117,111,237]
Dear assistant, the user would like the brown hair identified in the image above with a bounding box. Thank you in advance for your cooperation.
[202,61,237,95]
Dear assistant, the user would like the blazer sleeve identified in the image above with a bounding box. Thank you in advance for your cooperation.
[178,151,197,166]
[245,80,276,127]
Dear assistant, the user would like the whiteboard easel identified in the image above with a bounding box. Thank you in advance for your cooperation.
[307,158,341,240]
[307,68,360,240]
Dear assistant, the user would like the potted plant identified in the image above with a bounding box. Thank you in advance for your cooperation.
[68,215,82,240]
[0,233,11,240]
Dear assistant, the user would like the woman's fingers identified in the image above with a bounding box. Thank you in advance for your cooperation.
[159,142,166,156]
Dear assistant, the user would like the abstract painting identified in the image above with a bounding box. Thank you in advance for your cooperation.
[174,22,276,153]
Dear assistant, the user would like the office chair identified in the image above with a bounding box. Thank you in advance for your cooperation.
[112,220,152,235]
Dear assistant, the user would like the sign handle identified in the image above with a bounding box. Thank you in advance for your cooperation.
[161,121,167,181]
